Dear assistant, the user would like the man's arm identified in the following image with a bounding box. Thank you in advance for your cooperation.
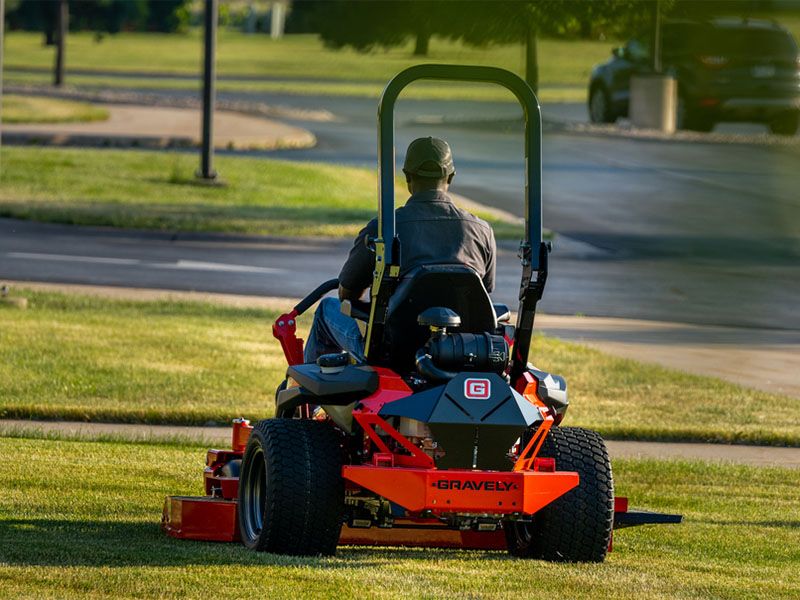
[338,219,378,301]
[483,226,497,293]
[338,285,364,302]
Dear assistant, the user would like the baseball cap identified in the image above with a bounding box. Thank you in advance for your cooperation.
[402,137,456,178]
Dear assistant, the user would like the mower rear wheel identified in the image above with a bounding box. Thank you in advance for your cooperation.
[238,418,344,556]
[505,426,614,562]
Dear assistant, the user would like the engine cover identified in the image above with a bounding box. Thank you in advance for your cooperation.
[378,372,542,470]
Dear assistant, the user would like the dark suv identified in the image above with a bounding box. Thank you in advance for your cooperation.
[588,18,800,134]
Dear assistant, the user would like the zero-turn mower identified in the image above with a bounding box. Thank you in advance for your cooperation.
[162,65,681,561]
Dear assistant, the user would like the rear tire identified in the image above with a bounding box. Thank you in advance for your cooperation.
[677,97,714,132]
[589,85,614,124]
[769,111,799,136]
[505,427,613,562]
[238,419,344,556]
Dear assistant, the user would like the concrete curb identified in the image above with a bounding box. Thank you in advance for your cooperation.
[2,102,316,151]
[5,83,335,123]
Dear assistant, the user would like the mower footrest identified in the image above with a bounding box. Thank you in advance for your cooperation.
[614,509,683,529]
[162,496,239,542]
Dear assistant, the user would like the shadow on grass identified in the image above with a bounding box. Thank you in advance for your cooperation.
[704,519,800,529]
[0,519,510,568]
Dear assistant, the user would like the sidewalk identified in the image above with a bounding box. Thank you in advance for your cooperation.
[3,419,797,467]
[2,103,316,151]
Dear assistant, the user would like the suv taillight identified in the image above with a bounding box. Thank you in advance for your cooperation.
[698,55,729,68]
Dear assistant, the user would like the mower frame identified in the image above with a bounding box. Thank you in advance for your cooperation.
[162,64,682,558]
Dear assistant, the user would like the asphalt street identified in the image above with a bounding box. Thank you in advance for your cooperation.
[3,90,798,332]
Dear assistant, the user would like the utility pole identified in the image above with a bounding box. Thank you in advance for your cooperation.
[652,0,662,73]
[54,0,68,86]
[1,0,5,174]
[198,0,218,181]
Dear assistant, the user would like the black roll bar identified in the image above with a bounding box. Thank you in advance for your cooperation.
[377,64,543,268]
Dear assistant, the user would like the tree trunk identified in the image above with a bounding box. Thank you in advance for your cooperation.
[53,0,68,87]
[414,27,430,56]
[524,25,538,93]
[580,18,592,39]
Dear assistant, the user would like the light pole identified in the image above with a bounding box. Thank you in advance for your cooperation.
[199,0,218,181]
[54,0,68,86]
[1,0,5,173]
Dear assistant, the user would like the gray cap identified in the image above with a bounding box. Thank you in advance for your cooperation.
[402,137,455,178]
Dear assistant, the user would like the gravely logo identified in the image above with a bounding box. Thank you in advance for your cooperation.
[433,480,519,492]
[464,378,491,399]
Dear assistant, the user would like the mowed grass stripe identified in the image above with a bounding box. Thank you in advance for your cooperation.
[0,147,522,239]
[0,435,798,599]
[1,289,798,445]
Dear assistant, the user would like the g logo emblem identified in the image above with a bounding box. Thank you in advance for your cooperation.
[464,378,491,400]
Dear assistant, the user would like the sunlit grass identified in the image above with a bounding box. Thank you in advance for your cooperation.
[3,31,609,102]
[2,94,109,124]
[0,147,520,238]
[0,434,797,599]
[1,289,797,445]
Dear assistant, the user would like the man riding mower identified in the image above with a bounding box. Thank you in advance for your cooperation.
[162,65,680,562]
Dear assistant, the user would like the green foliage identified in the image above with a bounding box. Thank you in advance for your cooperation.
[5,0,191,34]
[2,95,109,124]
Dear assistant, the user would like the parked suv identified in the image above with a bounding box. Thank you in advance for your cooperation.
[588,18,800,135]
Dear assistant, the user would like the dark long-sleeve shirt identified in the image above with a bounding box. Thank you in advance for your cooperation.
[338,190,496,293]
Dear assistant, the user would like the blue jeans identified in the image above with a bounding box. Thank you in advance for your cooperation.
[304,297,366,363]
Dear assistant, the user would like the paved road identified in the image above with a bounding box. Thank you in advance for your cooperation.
[3,90,799,330]
[3,419,797,467]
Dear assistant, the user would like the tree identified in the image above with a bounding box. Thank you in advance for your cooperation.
[296,0,638,92]
[297,0,449,57]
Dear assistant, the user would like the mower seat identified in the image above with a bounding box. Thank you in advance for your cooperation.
[382,264,497,373]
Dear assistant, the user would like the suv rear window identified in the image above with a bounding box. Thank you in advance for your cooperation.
[664,23,798,59]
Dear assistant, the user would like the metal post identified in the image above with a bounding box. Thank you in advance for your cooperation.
[0,0,5,173]
[652,0,662,73]
[54,0,67,87]
[199,0,218,180]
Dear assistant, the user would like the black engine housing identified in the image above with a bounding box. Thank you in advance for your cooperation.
[427,332,509,375]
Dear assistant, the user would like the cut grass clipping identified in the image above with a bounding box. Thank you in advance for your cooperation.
[2,94,109,124]
[1,289,798,445]
[0,147,521,239]
[1,435,798,599]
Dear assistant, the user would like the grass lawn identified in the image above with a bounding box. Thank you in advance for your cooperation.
[3,31,609,103]
[0,147,520,239]
[1,290,798,445]
[1,434,798,599]
[2,94,109,124]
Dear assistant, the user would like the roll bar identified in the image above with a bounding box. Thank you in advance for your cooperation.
[367,65,548,377]
[377,64,543,269]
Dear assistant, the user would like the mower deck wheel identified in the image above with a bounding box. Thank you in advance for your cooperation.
[505,426,614,562]
[238,418,344,556]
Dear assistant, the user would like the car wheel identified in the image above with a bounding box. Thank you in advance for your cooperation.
[677,96,714,132]
[589,85,614,124]
[768,111,799,136]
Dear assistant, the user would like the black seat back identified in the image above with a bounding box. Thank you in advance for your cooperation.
[383,265,496,372]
